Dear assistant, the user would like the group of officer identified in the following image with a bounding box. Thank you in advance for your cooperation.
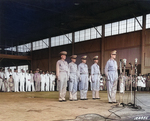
[56,50,118,103]
[0,68,56,92]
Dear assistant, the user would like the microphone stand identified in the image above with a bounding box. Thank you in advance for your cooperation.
[129,63,133,103]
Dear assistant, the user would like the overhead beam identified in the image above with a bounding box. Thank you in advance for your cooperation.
[0,54,31,60]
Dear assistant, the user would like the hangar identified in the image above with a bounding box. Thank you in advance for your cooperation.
[0,0,150,121]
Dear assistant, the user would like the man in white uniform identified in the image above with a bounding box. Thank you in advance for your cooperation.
[91,56,101,99]
[56,51,69,102]
[68,55,78,101]
[30,70,35,92]
[13,69,20,92]
[41,71,46,91]
[25,70,31,91]
[20,69,25,92]
[105,50,118,104]
[78,55,89,100]
[0,68,3,91]
[45,71,50,91]
[52,73,56,91]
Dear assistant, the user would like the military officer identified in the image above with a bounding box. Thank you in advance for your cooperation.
[34,69,41,91]
[78,55,89,100]
[105,50,118,104]
[91,56,101,99]
[56,51,69,102]
[20,69,25,92]
[68,55,78,101]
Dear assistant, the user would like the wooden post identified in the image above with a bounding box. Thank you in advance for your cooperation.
[49,38,51,72]
[141,14,146,74]
[72,32,75,55]
[101,24,105,74]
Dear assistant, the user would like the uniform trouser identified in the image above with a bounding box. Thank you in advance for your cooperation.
[30,82,35,91]
[52,84,55,91]
[3,80,8,92]
[14,81,19,92]
[46,81,49,91]
[20,81,24,92]
[0,79,3,90]
[58,72,67,101]
[41,81,45,91]
[49,80,52,91]
[107,80,117,102]
[79,74,88,99]
[36,81,41,91]
[92,91,99,98]
[26,82,31,91]
[80,90,87,99]
[70,92,77,100]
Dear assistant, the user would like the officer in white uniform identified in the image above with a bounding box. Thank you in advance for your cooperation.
[20,69,25,92]
[78,55,89,100]
[45,71,50,91]
[91,56,101,99]
[0,68,3,91]
[68,55,78,101]
[56,51,69,102]
[25,70,31,91]
[41,71,46,91]
[13,69,20,92]
[49,72,53,91]
[52,73,56,91]
[105,50,118,104]
[30,70,35,92]
[137,74,143,91]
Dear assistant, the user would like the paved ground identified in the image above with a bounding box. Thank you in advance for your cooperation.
[0,91,150,121]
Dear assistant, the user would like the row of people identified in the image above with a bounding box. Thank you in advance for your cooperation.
[0,68,56,92]
[56,51,117,102]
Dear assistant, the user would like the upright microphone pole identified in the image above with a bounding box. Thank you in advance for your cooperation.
[134,58,138,108]
[129,63,133,102]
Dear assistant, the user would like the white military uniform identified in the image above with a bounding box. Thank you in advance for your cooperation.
[49,73,53,91]
[30,73,35,91]
[78,62,89,100]
[13,72,20,92]
[105,59,118,103]
[20,72,25,92]
[52,74,56,91]
[25,73,31,91]
[56,59,69,101]
[41,74,46,91]
[91,63,101,99]
[68,62,78,100]
[45,73,50,91]
[0,71,3,90]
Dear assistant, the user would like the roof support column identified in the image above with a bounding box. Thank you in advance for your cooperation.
[101,24,105,74]
[141,14,146,74]
[72,32,75,55]
[49,38,52,72]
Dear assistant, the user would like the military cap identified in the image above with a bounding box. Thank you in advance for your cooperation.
[81,55,87,60]
[93,56,98,60]
[59,51,67,55]
[70,55,77,59]
[111,50,117,55]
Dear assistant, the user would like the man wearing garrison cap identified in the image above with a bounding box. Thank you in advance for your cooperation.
[91,56,101,100]
[105,50,118,104]
[56,51,69,102]
[78,55,89,100]
[68,55,78,101]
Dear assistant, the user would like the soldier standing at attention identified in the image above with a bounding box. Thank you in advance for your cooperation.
[68,55,78,101]
[91,56,101,100]
[105,50,118,104]
[78,55,89,100]
[34,69,41,91]
[56,51,69,102]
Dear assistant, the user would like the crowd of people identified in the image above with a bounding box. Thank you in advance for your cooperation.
[0,68,56,92]
[1,50,150,103]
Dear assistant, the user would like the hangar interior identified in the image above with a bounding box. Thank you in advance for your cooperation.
[1,0,150,75]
